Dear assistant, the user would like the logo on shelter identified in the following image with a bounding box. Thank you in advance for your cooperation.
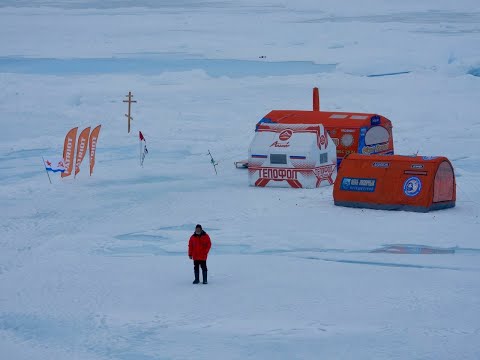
[279,129,293,141]
[340,177,377,192]
[341,134,354,147]
[403,176,422,197]
[270,141,290,148]
[320,135,326,145]
[260,168,298,180]
[313,164,336,186]
[370,115,381,126]
[361,143,389,155]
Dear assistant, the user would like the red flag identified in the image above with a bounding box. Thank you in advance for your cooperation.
[139,131,145,141]
[61,127,78,178]
[89,125,101,176]
[75,127,91,177]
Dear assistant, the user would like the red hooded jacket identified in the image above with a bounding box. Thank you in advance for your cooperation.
[188,231,211,260]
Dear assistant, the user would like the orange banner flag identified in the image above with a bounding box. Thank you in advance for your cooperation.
[74,127,91,177]
[61,127,78,178]
[89,125,101,176]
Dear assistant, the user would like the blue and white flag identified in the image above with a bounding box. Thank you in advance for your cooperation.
[44,158,66,173]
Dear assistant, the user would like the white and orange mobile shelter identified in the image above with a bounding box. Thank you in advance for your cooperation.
[248,123,337,188]
[333,154,456,212]
[255,88,394,166]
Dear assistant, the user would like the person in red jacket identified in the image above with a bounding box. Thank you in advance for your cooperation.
[188,224,211,284]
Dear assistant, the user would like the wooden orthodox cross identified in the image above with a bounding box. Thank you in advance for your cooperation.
[123,91,137,133]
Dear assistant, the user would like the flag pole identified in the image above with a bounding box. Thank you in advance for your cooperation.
[139,135,142,167]
[41,156,52,184]
[208,150,218,175]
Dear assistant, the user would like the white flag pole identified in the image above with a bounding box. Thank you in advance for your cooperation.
[41,156,52,184]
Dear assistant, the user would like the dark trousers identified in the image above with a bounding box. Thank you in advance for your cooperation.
[194,260,208,281]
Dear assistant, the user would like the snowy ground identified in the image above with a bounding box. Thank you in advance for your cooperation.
[1,1,480,359]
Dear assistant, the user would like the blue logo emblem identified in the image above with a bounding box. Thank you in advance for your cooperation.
[403,177,422,197]
[341,178,352,189]
[370,115,381,126]
[341,177,376,192]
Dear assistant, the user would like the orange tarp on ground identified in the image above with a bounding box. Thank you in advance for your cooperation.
[333,154,456,212]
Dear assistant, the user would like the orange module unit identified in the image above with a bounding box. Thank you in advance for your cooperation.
[255,88,394,166]
[333,154,456,212]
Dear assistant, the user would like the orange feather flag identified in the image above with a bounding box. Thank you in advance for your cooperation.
[74,127,91,177]
[61,127,78,178]
[89,125,101,176]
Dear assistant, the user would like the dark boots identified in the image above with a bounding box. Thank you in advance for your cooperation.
[193,260,208,284]
[193,267,200,284]
[202,269,208,284]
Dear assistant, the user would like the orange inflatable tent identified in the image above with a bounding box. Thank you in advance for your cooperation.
[333,154,456,212]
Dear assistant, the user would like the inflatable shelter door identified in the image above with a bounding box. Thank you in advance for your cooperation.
[433,161,455,203]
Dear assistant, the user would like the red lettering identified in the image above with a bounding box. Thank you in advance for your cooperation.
[259,168,297,180]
